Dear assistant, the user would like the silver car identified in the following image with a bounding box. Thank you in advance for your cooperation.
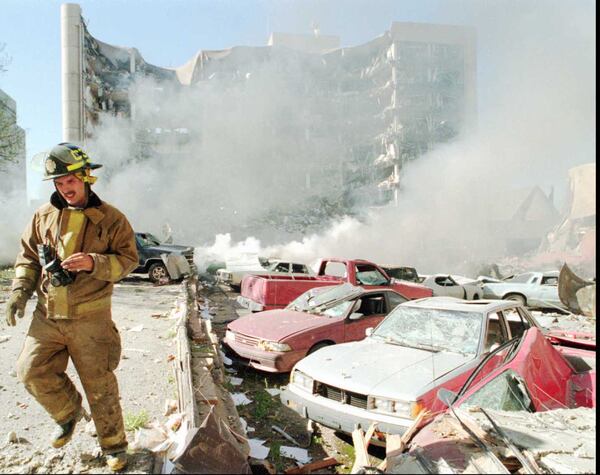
[281,297,542,440]
[481,271,565,310]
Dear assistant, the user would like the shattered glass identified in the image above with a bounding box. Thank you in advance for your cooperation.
[286,283,360,315]
[372,307,482,355]
[461,370,534,412]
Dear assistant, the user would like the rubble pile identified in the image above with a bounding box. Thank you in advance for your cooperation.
[388,407,596,474]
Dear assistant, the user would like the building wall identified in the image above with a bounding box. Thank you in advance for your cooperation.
[0,87,26,191]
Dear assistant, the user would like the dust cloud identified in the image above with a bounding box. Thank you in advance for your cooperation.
[2,1,595,274]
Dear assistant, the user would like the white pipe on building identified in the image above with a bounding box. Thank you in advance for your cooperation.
[61,3,83,143]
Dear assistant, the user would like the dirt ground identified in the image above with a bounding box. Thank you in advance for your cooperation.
[198,282,386,473]
[0,270,181,474]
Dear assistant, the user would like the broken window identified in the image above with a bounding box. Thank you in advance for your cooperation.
[372,307,482,356]
[502,307,530,340]
[483,312,508,353]
[461,370,535,412]
[541,276,558,286]
[355,264,389,285]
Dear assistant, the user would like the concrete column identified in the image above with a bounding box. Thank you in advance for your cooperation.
[61,3,83,143]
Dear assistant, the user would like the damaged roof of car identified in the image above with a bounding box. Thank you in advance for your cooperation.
[405,296,525,312]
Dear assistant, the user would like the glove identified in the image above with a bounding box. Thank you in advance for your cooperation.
[5,289,30,327]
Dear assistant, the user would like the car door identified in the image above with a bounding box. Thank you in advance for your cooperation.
[344,293,388,342]
[537,275,562,308]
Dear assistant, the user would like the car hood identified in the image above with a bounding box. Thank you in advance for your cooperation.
[146,244,193,254]
[228,309,336,342]
[295,339,473,400]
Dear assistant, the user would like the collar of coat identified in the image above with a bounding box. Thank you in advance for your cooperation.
[50,191,105,224]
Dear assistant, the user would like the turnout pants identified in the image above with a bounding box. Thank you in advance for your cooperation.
[16,312,127,453]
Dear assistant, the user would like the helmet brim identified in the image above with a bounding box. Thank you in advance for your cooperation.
[42,163,103,181]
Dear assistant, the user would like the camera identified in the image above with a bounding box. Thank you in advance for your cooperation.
[37,244,75,287]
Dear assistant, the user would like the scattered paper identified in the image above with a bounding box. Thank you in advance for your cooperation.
[239,418,255,434]
[280,446,311,464]
[228,377,243,386]
[265,388,281,396]
[128,324,144,332]
[248,439,270,459]
[232,393,252,406]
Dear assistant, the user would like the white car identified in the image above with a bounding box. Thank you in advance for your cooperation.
[481,271,565,310]
[421,274,483,300]
[216,259,313,289]
[281,298,543,440]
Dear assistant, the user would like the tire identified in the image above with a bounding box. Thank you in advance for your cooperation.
[503,293,526,306]
[307,342,332,355]
[148,262,169,283]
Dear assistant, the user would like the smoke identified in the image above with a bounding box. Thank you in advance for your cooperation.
[0,167,31,266]
[82,1,596,275]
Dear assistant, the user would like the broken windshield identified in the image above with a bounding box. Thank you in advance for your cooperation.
[372,307,482,356]
[356,265,389,285]
[286,283,360,314]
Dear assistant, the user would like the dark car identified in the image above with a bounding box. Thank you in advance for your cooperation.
[133,232,195,282]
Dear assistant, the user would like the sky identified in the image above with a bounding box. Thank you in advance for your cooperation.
[0,0,595,196]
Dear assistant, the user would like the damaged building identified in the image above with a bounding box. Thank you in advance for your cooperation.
[0,87,26,191]
[61,4,476,224]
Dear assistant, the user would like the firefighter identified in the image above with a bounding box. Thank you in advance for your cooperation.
[4,143,138,471]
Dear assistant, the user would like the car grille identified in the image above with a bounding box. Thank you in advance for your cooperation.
[315,382,368,410]
[234,332,260,347]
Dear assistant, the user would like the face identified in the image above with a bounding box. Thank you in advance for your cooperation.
[54,174,87,207]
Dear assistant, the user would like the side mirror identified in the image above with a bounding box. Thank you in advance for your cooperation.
[349,312,364,321]
[365,327,373,337]
[436,388,458,408]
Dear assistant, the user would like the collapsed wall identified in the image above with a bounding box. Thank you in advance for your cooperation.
[61,4,476,241]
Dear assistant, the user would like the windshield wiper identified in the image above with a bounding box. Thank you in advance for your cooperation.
[383,337,441,353]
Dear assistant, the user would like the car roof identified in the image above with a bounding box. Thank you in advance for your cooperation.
[403,296,520,313]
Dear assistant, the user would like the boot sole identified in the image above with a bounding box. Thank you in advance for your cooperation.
[50,409,87,448]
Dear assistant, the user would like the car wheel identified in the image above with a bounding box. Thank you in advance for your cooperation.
[148,262,169,283]
[307,342,332,355]
[504,293,526,306]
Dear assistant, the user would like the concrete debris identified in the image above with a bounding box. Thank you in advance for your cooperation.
[128,324,145,332]
[5,431,18,444]
[0,335,11,343]
[228,376,243,386]
[393,407,596,474]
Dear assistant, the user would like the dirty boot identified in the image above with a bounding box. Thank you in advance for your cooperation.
[50,409,85,448]
[105,451,128,472]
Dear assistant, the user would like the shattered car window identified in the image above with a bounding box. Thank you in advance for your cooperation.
[356,265,389,285]
[461,370,535,412]
[286,284,359,314]
[372,307,482,356]
[321,300,354,318]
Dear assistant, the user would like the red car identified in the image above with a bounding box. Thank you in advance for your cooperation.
[223,283,408,373]
[237,258,432,312]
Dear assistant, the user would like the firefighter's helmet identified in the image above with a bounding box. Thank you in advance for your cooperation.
[42,143,102,181]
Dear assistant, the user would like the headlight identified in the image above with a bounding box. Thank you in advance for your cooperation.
[258,340,292,352]
[225,330,235,342]
[291,370,314,392]
[368,396,417,416]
